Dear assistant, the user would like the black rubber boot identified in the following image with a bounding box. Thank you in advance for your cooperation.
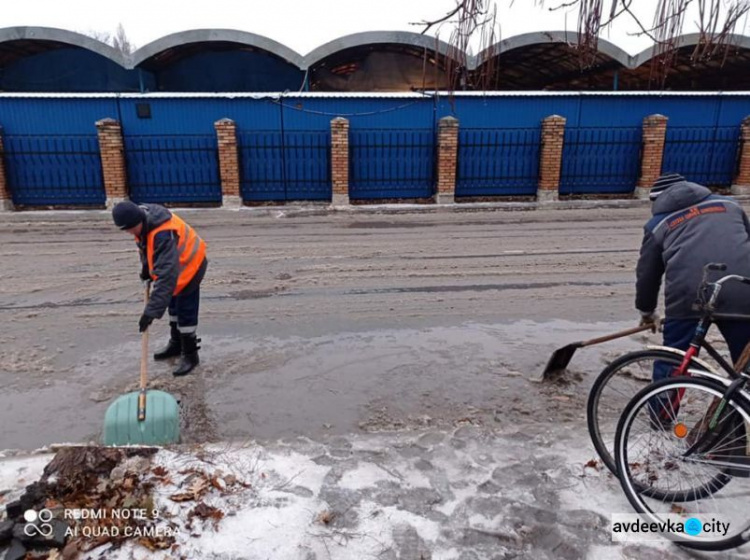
[173,333,200,377]
[154,323,181,361]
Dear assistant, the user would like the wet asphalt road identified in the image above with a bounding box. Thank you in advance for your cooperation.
[0,205,660,450]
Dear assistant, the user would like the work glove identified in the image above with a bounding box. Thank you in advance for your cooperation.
[140,268,151,289]
[139,313,154,333]
[639,310,660,333]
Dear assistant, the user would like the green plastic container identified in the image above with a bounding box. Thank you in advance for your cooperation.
[102,390,180,446]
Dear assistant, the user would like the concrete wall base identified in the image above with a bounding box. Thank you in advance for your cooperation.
[436,192,455,205]
[634,187,651,200]
[0,199,14,211]
[536,190,558,203]
[105,197,128,210]
[222,195,243,208]
[731,184,750,196]
[331,193,350,206]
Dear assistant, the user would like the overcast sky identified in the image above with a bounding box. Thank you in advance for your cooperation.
[3,0,749,55]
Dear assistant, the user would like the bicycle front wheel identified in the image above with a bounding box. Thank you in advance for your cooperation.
[587,349,716,476]
[615,376,750,551]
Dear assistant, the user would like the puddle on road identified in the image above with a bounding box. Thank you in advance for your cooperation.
[0,320,662,450]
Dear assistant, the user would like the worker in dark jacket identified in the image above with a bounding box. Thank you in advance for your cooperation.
[112,201,207,376]
[636,173,750,378]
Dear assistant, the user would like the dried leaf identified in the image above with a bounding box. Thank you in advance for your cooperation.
[584,459,599,470]
[316,510,335,525]
[188,477,210,497]
[152,466,169,477]
[169,492,195,503]
[671,504,687,514]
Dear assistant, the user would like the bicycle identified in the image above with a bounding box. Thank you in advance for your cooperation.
[587,264,748,483]
[614,372,750,550]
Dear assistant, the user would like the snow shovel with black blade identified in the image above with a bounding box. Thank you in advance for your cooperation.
[102,285,180,446]
[542,324,656,380]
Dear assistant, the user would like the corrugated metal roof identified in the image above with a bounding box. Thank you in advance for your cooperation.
[2,90,750,100]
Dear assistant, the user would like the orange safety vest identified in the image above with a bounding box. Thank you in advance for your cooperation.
[146,213,206,295]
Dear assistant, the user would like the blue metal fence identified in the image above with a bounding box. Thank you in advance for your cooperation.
[662,126,740,187]
[349,129,435,199]
[238,130,331,201]
[560,127,642,194]
[4,134,104,205]
[456,128,540,196]
[124,134,221,203]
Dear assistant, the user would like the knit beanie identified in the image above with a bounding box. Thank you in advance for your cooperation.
[650,173,685,200]
[112,201,146,230]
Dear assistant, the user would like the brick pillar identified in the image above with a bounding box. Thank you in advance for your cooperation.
[0,127,13,211]
[214,118,242,207]
[732,116,750,196]
[96,118,128,208]
[538,115,566,202]
[331,117,349,205]
[636,114,668,199]
[436,116,458,204]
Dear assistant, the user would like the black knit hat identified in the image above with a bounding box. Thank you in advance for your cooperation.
[112,201,146,230]
[650,172,685,200]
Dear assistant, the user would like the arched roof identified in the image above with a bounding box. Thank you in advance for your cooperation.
[0,26,129,68]
[632,32,750,67]
[303,31,459,69]
[131,29,304,68]
[476,31,633,70]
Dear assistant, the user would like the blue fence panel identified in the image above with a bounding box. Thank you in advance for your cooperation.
[4,134,104,205]
[238,130,331,201]
[456,128,540,196]
[283,131,331,200]
[124,135,221,203]
[560,127,642,194]
[662,127,740,187]
[238,131,284,201]
[349,129,435,199]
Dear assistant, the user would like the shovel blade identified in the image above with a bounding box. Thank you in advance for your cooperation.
[542,343,581,379]
[102,390,180,446]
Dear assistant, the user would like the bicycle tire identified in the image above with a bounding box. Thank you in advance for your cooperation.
[587,349,715,476]
[615,376,750,551]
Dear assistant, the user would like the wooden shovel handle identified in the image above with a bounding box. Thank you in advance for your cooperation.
[138,285,150,421]
[580,324,655,348]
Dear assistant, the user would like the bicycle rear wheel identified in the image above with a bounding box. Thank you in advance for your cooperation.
[615,377,750,551]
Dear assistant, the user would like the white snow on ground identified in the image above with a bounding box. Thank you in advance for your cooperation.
[0,452,54,503]
[1,431,747,559]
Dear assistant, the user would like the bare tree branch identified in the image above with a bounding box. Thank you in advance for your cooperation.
[417,0,750,90]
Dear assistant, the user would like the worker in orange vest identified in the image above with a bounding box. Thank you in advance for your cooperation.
[112,201,207,376]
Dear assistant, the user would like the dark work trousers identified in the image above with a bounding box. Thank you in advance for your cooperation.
[168,259,207,334]
[653,317,750,381]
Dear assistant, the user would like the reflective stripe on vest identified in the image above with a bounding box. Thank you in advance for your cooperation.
[146,213,206,295]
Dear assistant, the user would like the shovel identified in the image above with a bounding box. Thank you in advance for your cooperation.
[102,286,181,446]
[542,324,656,380]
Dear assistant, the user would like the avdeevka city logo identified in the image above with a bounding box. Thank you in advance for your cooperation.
[685,517,703,536]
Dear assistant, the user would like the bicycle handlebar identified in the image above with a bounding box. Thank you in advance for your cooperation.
[698,263,750,311]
